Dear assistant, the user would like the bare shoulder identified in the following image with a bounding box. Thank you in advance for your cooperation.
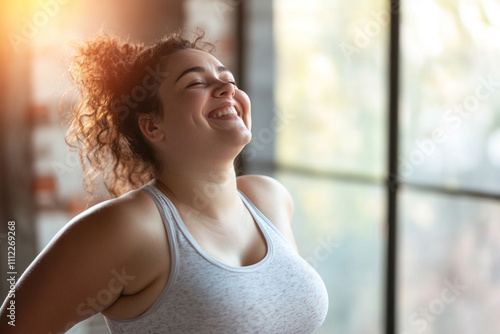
[236,174,293,220]
[53,188,161,270]
[66,188,158,241]
[0,188,165,333]
[237,174,297,250]
[50,188,166,295]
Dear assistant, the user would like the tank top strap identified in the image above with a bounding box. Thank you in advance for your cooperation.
[237,189,292,246]
[140,184,177,230]
[139,184,180,266]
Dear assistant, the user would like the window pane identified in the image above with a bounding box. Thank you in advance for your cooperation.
[274,0,387,177]
[276,171,385,333]
[400,0,500,192]
[398,189,500,333]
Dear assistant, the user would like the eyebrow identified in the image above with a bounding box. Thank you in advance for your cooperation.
[175,65,232,83]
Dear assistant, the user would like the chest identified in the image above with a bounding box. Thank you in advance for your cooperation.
[182,216,268,267]
[150,235,329,333]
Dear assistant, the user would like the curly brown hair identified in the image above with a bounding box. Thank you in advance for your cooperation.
[66,30,214,199]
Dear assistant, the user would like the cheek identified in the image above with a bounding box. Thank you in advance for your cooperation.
[238,89,251,108]
[236,90,251,123]
[160,91,201,123]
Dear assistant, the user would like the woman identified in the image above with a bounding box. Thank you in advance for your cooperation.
[0,31,328,333]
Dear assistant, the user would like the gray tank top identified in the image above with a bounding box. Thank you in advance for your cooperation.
[104,184,328,333]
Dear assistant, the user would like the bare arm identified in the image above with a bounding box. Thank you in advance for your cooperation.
[0,190,158,333]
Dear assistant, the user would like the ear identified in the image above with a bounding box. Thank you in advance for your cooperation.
[138,113,164,142]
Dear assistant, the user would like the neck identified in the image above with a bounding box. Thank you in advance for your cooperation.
[153,161,241,220]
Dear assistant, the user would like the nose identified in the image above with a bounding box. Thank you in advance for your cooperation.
[213,80,236,98]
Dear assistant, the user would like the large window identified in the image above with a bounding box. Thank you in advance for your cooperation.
[398,1,500,333]
[254,0,500,333]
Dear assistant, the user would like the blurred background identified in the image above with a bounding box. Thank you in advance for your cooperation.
[1,0,500,333]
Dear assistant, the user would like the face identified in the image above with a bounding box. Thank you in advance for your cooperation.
[154,49,252,162]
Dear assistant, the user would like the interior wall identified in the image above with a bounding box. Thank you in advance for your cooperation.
[0,1,37,305]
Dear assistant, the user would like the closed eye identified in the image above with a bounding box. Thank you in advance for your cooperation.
[186,80,237,88]
[186,81,206,88]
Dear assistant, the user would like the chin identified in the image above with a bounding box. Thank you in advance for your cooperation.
[225,132,252,157]
[238,130,252,146]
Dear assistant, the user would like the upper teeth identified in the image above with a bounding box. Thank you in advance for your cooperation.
[210,107,238,118]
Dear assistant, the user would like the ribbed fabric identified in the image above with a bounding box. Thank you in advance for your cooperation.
[104,184,328,333]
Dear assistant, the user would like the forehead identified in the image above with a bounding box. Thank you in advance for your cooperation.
[164,49,224,74]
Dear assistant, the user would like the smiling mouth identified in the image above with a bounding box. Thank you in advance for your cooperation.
[208,106,240,119]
